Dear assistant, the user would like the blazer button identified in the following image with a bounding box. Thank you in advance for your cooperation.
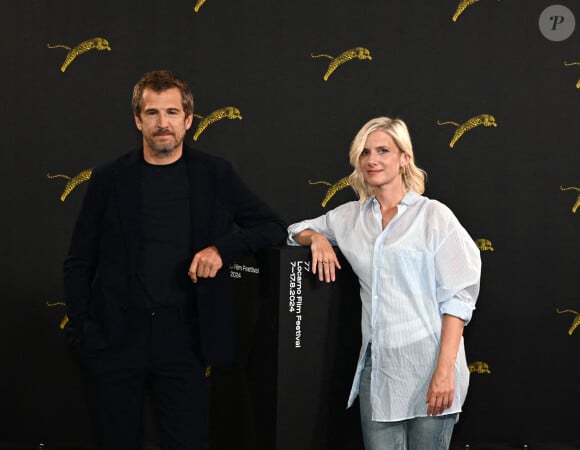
[120,305,128,312]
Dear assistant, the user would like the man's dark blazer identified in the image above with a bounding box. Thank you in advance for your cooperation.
[63,145,287,366]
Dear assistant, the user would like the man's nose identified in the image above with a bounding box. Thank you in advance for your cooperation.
[157,112,170,126]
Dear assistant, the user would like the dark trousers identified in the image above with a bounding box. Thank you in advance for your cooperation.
[81,305,207,450]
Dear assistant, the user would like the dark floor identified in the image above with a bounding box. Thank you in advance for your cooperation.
[2,443,580,450]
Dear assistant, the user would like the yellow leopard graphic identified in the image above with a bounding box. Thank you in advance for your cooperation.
[47,301,69,329]
[468,361,491,374]
[560,186,580,213]
[311,47,372,81]
[556,309,580,335]
[47,37,111,72]
[47,299,210,378]
[437,114,497,148]
[194,0,208,12]
[563,60,580,89]
[309,176,351,207]
[452,0,481,22]
[47,168,93,201]
[475,239,494,251]
[193,107,243,141]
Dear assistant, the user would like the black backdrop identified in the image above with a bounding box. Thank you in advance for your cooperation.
[1,0,579,448]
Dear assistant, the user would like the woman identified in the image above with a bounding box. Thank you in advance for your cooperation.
[287,117,481,450]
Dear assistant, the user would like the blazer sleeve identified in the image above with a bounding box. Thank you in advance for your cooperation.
[211,161,287,264]
[62,165,109,344]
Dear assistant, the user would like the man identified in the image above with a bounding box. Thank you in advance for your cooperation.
[63,70,287,450]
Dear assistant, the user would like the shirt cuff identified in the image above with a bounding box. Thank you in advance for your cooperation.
[286,222,317,246]
[439,298,475,325]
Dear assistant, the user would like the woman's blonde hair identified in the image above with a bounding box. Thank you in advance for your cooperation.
[348,117,426,201]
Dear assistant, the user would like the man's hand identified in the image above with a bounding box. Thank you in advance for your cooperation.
[188,246,223,283]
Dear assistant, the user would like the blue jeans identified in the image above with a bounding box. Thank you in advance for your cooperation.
[359,345,457,450]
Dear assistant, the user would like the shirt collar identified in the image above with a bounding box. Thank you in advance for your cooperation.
[366,190,421,209]
[400,191,421,206]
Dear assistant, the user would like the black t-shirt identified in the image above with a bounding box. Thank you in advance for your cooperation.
[138,156,194,308]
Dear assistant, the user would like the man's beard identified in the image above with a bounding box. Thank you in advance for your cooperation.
[151,143,177,156]
[147,131,183,157]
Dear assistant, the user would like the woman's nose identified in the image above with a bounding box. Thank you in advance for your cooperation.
[367,152,378,164]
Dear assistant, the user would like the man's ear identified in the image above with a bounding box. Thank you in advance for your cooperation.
[134,115,142,131]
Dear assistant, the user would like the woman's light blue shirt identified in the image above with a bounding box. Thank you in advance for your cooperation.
[287,191,481,421]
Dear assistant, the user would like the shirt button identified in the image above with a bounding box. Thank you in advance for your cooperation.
[151,311,156,316]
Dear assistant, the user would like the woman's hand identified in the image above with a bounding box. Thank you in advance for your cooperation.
[426,314,464,415]
[309,233,341,282]
[293,230,341,282]
[426,364,455,416]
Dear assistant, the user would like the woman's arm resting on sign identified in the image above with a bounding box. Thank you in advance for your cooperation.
[293,229,341,283]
